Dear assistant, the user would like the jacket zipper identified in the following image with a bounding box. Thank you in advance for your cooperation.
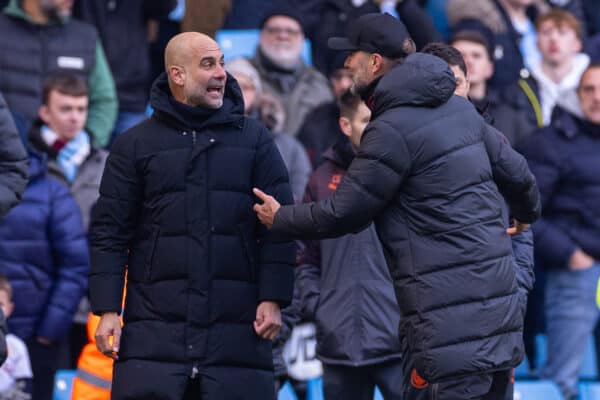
[192,130,197,145]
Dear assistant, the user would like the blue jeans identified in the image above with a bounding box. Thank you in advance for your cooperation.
[540,264,600,399]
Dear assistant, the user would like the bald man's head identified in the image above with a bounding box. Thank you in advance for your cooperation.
[164,32,227,109]
[165,32,220,71]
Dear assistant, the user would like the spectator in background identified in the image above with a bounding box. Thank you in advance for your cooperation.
[73,0,176,142]
[450,30,539,148]
[249,3,334,137]
[0,275,32,400]
[28,73,108,370]
[226,57,311,202]
[521,63,600,400]
[0,92,28,219]
[529,9,590,125]
[307,0,441,77]
[447,0,546,89]
[0,0,118,148]
[297,52,353,167]
[297,91,403,399]
[0,149,88,400]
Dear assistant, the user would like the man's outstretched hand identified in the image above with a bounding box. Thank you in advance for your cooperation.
[253,188,280,229]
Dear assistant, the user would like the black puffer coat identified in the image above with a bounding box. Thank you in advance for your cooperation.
[90,72,295,382]
[272,53,541,381]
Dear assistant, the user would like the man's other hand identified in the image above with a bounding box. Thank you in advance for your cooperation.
[569,248,595,271]
[506,219,530,235]
[95,312,121,360]
[254,301,281,341]
[253,188,280,229]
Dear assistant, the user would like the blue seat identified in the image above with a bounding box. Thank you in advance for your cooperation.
[513,381,562,400]
[53,369,76,400]
[579,382,600,400]
[278,381,298,400]
[373,386,384,400]
[306,378,324,400]
[216,29,312,65]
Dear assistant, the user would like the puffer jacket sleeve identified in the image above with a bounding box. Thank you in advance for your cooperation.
[89,135,142,314]
[252,125,295,307]
[483,123,542,224]
[0,93,28,218]
[272,120,410,239]
[37,180,89,340]
[512,229,535,292]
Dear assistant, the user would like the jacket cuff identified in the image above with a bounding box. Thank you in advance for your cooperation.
[258,263,294,308]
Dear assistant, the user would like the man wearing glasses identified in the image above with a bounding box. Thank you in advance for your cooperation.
[249,3,333,137]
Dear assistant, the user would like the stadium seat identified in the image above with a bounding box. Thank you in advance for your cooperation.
[53,369,76,400]
[216,29,312,65]
[278,381,298,400]
[306,377,324,400]
[513,380,562,400]
[579,382,600,400]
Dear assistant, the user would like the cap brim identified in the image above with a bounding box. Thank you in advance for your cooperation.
[328,37,359,51]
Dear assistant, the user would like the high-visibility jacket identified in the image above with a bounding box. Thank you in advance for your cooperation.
[70,313,114,400]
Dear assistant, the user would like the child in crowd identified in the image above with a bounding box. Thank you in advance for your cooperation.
[0,274,32,400]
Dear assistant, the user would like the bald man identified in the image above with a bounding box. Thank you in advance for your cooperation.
[89,32,295,399]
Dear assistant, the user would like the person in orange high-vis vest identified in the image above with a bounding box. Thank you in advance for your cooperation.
[71,313,118,400]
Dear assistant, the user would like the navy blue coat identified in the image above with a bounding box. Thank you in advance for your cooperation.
[0,153,88,341]
[89,72,295,390]
[273,53,541,381]
[522,107,600,268]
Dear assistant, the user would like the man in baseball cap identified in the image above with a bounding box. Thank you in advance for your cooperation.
[253,11,540,400]
[327,13,415,100]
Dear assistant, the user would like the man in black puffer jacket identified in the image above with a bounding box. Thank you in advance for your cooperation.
[254,13,541,400]
[90,32,295,400]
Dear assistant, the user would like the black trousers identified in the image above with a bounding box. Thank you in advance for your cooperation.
[322,359,404,400]
[111,359,275,400]
[25,338,61,400]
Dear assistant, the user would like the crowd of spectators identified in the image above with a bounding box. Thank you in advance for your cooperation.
[0,0,599,399]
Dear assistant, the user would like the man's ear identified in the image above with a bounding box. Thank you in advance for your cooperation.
[38,105,50,124]
[169,65,185,86]
[371,53,384,74]
[339,116,352,138]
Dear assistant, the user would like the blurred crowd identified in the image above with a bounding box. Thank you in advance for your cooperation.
[0,0,598,399]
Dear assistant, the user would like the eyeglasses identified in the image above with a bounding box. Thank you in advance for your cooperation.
[263,26,303,37]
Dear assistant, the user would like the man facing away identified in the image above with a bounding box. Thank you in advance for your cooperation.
[297,91,403,400]
[253,13,541,400]
[90,32,295,400]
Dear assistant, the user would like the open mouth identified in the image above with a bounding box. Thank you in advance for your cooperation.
[207,86,224,95]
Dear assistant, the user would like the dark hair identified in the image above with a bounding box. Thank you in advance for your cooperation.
[42,72,88,105]
[0,274,12,300]
[421,42,467,77]
[450,30,492,60]
[338,90,363,119]
[578,62,600,89]
[536,9,582,40]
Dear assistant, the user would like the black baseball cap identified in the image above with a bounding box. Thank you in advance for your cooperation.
[328,13,411,59]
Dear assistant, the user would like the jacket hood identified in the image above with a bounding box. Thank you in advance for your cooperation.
[150,72,245,132]
[370,53,456,118]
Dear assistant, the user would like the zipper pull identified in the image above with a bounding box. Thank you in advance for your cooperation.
[191,363,199,379]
